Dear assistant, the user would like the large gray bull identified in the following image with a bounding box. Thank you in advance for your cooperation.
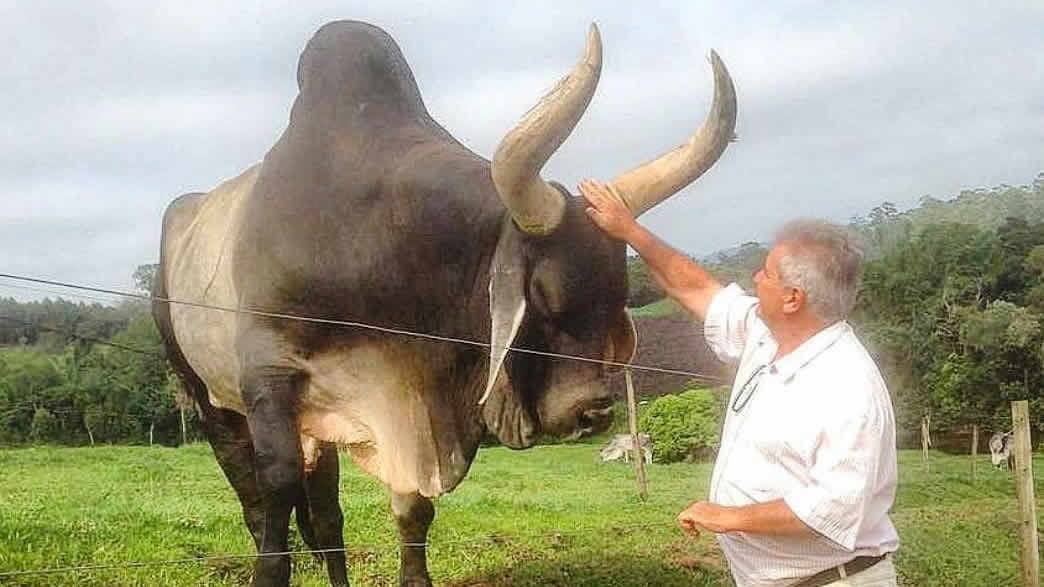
[153,20,736,586]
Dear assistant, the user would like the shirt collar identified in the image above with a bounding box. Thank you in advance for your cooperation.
[767,320,849,382]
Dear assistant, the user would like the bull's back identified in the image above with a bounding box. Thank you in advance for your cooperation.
[161,165,261,413]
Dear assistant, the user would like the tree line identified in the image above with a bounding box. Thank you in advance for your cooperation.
[854,177,1044,446]
[0,289,196,446]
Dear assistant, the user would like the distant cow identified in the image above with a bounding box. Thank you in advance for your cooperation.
[989,431,1015,470]
[600,433,653,464]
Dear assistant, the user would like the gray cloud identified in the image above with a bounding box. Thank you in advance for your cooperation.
[2,1,1043,301]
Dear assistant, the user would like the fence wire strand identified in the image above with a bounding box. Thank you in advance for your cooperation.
[0,272,726,383]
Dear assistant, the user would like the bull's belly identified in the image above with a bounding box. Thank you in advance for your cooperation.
[171,313,462,496]
[293,344,464,497]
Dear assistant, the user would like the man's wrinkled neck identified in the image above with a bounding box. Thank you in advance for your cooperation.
[771,314,833,361]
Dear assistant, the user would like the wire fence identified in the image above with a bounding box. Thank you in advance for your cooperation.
[0,272,727,383]
[0,520,700,580]
[0,459,707,580]
[0,272,727,582]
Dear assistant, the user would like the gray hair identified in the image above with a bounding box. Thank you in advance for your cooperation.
[774,219,865,322]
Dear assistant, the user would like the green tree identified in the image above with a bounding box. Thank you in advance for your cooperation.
[626,256,665,307]
[133,263,158,295]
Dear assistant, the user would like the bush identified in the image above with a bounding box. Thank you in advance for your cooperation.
[30,407,57,442]
[639,388,720,463]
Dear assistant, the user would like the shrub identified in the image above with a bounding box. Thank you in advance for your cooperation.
[639,388,720,463]
[30,407,57,442]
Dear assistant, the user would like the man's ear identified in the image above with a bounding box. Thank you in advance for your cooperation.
[782,286,805,315]
[481,226,527,404]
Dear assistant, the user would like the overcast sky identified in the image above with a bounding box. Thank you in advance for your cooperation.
[2,1,1042,302]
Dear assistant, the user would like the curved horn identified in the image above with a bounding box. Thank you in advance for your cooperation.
[491,23,603,235]
[610,50,737,217]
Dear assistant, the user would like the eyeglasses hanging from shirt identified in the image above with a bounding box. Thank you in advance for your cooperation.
[731,364,766,412]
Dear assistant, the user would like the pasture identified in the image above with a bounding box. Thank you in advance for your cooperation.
[0,442,1039,586]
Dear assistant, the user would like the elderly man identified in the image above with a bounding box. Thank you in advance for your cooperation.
[579,179,899,587]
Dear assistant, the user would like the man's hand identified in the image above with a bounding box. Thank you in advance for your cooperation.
[679,499,815,538]
[578,179,637,240]
[579,177,723,321]
[677,501,737,537]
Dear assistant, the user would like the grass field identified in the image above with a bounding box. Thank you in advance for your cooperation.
[0,443,1040,586]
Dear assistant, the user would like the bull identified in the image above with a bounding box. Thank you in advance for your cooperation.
[153,19,736,587]
[989,430,1015,470]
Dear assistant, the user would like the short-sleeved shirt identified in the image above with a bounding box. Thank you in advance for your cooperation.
[704,284,900,587]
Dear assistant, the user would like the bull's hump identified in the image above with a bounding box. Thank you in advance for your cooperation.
[296,20,425,116]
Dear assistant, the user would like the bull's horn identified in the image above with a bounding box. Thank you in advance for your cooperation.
[610,50,737,217]
[491,23,603,235]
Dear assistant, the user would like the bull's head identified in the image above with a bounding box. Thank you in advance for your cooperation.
[481,24,736,448]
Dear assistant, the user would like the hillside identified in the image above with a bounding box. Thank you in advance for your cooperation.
[609,313,730,400]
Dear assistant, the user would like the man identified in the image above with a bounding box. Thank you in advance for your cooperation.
[579,179,899,587]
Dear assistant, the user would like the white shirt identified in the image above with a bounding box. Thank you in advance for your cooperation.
[704,284,900,587]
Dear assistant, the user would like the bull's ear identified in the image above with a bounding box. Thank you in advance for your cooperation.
[480,230,527,404]
[607,309,638,369]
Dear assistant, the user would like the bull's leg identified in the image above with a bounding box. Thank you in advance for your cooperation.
[241,365,305,587]
[206,406,332,578]
[303,443,349,586]
[200,406,267,549]
[390,492,435,587]
[203,406,325,561]
[294,492,318,553]
[155,301,269,550]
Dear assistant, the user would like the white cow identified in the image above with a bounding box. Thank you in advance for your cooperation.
[600,433,653,464]
[988,431,1015,470]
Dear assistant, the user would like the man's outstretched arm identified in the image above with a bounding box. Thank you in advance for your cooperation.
[579,178,722,321]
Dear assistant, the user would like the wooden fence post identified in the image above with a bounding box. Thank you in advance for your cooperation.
[971,424,979,484]
[1011,400,1039,587]
[921,414,931,473]
[624,368,648,502]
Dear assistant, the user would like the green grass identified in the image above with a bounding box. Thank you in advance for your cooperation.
[0,445,1040,586]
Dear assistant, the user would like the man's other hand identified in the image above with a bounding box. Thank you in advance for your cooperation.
[678,501,737,536]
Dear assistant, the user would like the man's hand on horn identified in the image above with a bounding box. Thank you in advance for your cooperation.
[579,179,638,240]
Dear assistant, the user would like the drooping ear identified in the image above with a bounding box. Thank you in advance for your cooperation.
[607,309,638,367]
[480,228,528,404]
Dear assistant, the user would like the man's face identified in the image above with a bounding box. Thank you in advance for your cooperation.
[753,244,788,328]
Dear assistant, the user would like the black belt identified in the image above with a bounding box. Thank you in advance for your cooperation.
[790,554,887,587]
